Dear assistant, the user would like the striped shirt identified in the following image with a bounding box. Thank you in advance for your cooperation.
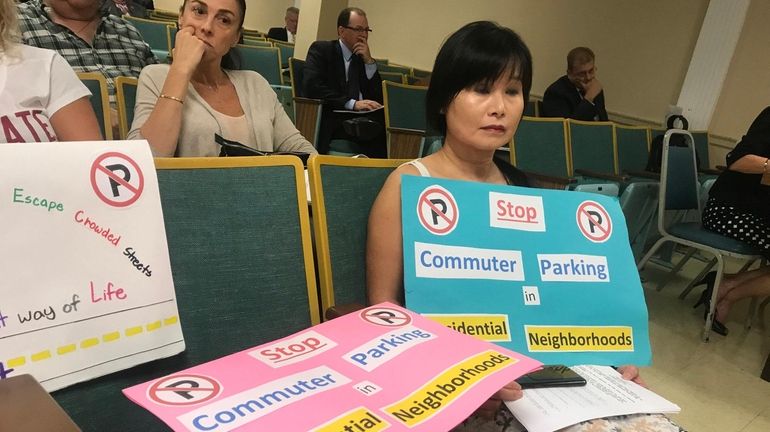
[17,0,157,104]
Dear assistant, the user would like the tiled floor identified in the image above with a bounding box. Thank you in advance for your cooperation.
[640,261,770,432]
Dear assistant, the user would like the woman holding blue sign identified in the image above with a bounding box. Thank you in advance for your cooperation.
[366,21,646,427]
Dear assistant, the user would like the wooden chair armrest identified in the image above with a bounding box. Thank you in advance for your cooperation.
[624,170,661,180]
[522,170,576,190]
[325,303,366,320]
[573,168,629,183]
[699,168,722,175]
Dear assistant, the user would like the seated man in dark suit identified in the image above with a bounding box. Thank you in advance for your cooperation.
[542,47,608,121]
[267,6,298,43]
[303,7,386,158]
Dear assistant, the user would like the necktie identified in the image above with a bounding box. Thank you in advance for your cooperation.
[347,54,362,101]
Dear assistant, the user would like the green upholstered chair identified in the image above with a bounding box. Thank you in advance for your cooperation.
[241,38,273,47]
[124,16,172,62]
[53,156,320,430]
[382,81,428,159]
[289,57,322,148]
[234,45,282,85]
[510,116,570,178]
[616,125,650,173]
[115,76,138,140]
[379,64,413,75]
[637,130,762,340]
[308,156,408,318]
[568,119,618,176]
[271,84,295,123]
[380,71,406,84]
[77,72,112,140]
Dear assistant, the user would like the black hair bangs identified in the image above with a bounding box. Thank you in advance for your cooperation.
[426,21,533,136]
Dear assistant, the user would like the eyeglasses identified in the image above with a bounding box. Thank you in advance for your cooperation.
[342,26,373,34]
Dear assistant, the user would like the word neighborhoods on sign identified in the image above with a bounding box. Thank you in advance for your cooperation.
[124,304,542,431]
[401,175,651,367]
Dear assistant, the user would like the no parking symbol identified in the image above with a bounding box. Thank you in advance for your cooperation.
[90,152,144,207]
[576,200,612,243]
[416,185,459,235]
[148,374,222,406]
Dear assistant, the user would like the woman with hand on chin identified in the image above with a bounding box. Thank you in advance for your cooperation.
[128,0,315,157]
[365,21,644,429]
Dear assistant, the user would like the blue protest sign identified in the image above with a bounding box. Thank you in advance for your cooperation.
[402,175,651,366]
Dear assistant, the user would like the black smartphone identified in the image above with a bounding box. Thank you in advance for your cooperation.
[516,365,587,389]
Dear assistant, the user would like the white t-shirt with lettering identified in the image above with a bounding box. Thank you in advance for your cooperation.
[0,44,91,143]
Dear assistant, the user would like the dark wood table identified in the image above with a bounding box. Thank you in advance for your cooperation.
[0,374,80,431]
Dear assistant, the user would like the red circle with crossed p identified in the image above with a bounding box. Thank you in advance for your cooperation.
[147,374,222,406]
[417,185,458,235]
[576,200,612,243]
[90,152,144,207]
[361,306,412,327]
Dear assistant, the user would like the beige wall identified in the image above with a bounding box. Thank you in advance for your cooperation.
[351,0,707,124]
[710,0,770,142]
[153,0,293,32]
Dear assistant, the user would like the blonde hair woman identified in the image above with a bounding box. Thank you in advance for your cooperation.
[0,0,101,143]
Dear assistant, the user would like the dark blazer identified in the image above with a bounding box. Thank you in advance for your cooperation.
[102,1,149,18]
[542,75,608,121]
[303,39,383,154]
[708,106,770,217]
[267,27,289,42]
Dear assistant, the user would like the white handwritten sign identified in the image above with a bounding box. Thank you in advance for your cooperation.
[0,141,184,391]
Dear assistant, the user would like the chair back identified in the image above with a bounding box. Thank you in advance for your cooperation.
[234,45,282,85]
[53,156,320,430]
[511,116,569,177]
[272,41,294,70]
[382,81,429,158]
[691,130,710,170]
[241,38,273,47]
[615,125,650,173]
[308,156,407,313]
[383,81,428,131]
[660,129,700,216]
[289,57,305,98]
[271,84,294,122]
[523,100,537,117]
[123,16,172,60]
[289,58,321,146]
[380,71,406,84]
[568,119,617,175]
[620,181,659,260]
[77,72,112,140]
[379,64,413,75]
[115,76,138,140]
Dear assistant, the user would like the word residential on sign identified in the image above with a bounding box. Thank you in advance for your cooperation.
[401,175,651,366]
[0,141,184,391]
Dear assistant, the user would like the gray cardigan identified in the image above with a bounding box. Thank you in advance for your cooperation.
[128,64,316,157]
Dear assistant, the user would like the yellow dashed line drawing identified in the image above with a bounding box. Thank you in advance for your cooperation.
[125,326,143,336]
[31,350,52,362]
[81,338,99,349]
[103,331,120,342]
[5,315,179,367]
[8,357,26,368]
[57,344,77,355]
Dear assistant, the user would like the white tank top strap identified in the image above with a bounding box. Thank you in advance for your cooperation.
[402,159,431,177]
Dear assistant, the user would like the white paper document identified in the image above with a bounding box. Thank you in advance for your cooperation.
[505,365,680,432]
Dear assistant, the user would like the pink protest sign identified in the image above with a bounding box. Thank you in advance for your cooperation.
[124,303,541,431]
